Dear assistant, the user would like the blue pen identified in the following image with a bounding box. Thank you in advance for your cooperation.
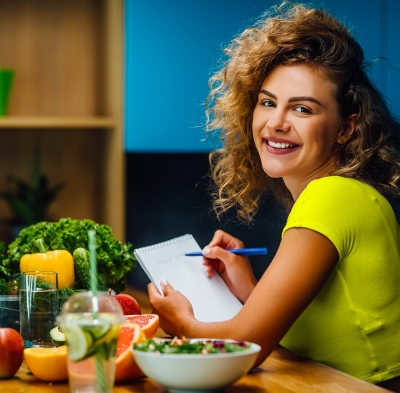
[185,247,267,257]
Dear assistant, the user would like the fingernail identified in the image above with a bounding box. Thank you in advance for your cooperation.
[202,247,210,256]
[160,278,169,287]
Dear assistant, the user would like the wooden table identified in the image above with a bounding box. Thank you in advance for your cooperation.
[0,287,393,392]
[0,347,391,393]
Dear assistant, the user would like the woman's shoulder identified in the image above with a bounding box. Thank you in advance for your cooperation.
[285,176,394,238]
[305,176,380,198]
[295,176,388,215]
[308,175,365,188]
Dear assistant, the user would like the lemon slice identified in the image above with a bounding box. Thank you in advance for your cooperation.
[66,324,93,361]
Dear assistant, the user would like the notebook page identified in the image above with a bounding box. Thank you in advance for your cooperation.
[134,234,243,322]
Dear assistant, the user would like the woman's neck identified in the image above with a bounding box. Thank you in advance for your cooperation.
[284,161,336,201]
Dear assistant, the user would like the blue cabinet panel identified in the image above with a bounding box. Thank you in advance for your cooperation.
[125,0,272,152]
[125,0,400,152]
[388,1,400,117]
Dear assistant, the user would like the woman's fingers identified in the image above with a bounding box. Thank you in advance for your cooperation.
[148,280,175,299]
[207,229,245,249]
[203,261,217,277]
[202,249,225,277]
[201,230,246,278]
[160,278,174,295]
[202,246,238,267]
[147,282,161,302]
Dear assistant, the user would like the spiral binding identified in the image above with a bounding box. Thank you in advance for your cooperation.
[135,234,193,254]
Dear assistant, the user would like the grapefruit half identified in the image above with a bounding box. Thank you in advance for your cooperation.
[115,323,146,382]
[124,314,159,338]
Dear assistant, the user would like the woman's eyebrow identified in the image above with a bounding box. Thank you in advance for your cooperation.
[288,96,323,106]
[259,89,277,99]
[259,89,323,107]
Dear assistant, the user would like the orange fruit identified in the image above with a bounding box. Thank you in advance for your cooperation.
[124,314,159,338]
[24,345,68,382]
[115,323,146,382]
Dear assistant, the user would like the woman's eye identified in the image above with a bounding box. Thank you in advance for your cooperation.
[261,100,275,108]
[294,106,311,114]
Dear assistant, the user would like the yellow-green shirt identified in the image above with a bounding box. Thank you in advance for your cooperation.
[280,176,400,383]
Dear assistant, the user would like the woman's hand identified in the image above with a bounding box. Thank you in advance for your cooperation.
[202,230,257,303]
[148,280,196,337]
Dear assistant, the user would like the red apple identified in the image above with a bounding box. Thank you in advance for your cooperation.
[0,328,24,379]
[114,293,141,315]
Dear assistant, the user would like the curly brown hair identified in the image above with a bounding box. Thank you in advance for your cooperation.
[206,1,400,222]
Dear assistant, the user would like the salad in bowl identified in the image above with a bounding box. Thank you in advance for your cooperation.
[132,337,261,392]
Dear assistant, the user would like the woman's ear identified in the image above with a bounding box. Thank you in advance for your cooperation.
[337,114,357,144]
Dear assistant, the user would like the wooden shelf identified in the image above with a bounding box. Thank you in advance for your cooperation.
[0,0,125,241]
[0,116,116,129]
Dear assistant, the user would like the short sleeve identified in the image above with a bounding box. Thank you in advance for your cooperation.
[282,177,376,260]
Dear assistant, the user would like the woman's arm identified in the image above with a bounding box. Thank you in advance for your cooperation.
[148,226,339,366]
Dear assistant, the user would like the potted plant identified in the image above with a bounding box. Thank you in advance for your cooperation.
[0,153,65,239]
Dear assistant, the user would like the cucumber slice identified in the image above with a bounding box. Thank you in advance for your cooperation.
[50,326,66,347]
[66,324,94,361]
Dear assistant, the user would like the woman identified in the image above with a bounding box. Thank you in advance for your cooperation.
[148,2,400,388]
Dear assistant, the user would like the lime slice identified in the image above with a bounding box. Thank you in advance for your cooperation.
[66,324,93,361]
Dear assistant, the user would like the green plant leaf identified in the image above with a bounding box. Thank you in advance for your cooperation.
[0,156,65,225]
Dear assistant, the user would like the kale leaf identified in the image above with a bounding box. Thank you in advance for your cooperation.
[3,218,136,293]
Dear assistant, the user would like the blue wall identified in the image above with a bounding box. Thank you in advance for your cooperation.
[124,0,400,153]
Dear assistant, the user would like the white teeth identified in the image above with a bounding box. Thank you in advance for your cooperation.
[267,140,296,149]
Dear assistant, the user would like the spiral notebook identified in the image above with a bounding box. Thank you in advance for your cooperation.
[134,234,243,322]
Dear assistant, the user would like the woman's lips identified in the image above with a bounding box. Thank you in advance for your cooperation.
[264,138,301,155]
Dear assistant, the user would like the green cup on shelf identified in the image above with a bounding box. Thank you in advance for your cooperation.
[0,68,15,117]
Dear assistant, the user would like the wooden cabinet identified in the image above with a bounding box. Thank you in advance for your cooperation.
[0,0,125,241]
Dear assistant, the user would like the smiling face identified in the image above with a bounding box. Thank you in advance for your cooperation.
[252,64,344,199]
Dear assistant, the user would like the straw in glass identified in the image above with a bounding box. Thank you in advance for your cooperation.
[88,230,108,393]
[88,230,99,319]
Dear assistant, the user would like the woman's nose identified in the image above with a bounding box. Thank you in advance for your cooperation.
[266,109,291,133]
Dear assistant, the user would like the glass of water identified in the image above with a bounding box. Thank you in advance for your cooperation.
[20,271,59,347]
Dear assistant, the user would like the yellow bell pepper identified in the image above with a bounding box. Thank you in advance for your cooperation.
[20,239,75,289]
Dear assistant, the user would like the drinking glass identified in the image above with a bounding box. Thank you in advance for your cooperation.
[19,271,59,347]
[57,291,124,393]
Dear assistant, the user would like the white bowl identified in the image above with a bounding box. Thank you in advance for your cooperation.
[132,338,261,392]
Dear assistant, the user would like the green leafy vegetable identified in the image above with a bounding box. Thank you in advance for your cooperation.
[0,240,8,277]
[0,241,12,294]
[0,274,19,296]
[134,338,250,354]
[59,287,86,307]
[3,218,136,293]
